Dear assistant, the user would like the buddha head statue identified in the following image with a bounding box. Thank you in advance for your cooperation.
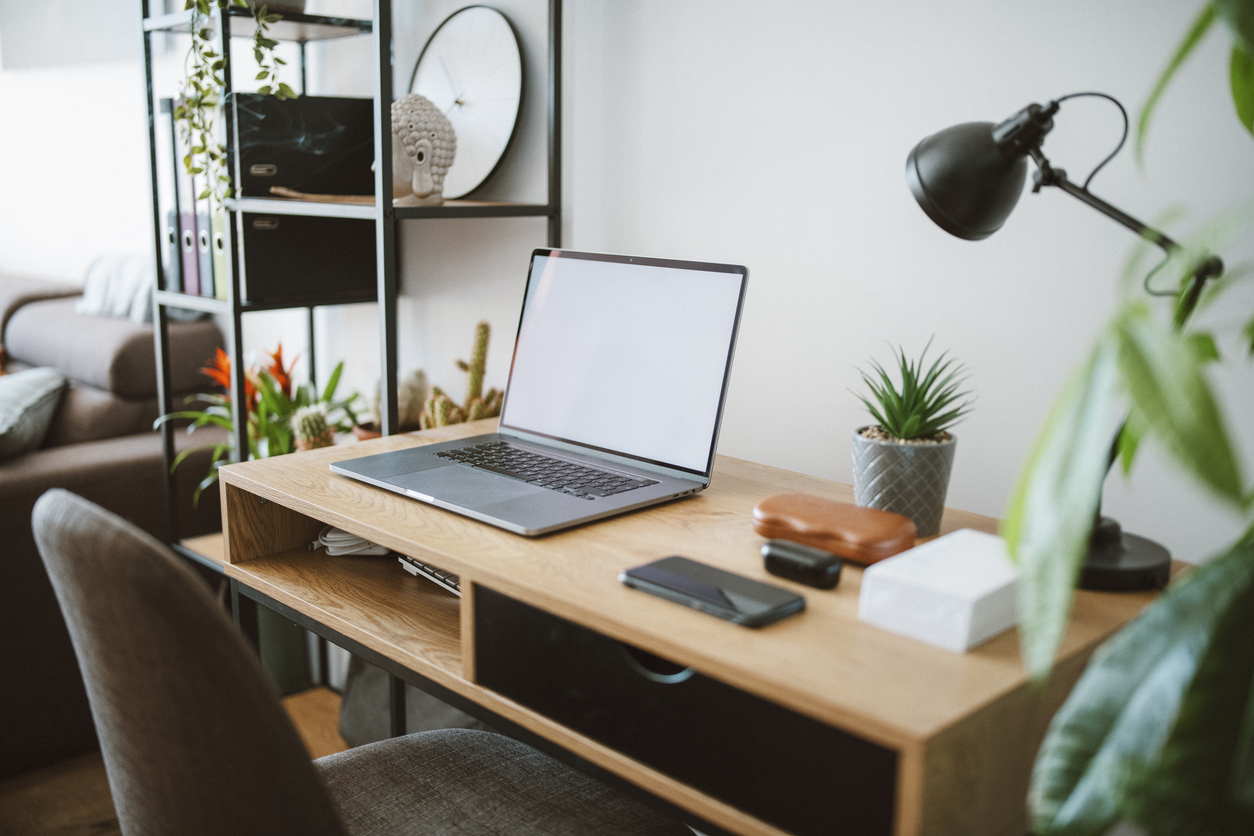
[390,94,457,205]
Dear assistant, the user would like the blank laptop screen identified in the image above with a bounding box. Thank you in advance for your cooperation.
[499,251,746,475]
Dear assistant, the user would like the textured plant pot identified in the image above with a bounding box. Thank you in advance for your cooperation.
[851,426,956,537]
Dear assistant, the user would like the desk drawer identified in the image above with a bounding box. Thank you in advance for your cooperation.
[474,587,897,836]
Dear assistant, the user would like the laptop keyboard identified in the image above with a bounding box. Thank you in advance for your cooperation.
[436,441,658,500]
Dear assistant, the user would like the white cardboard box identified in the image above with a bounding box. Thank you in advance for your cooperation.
[857,528,1018,653]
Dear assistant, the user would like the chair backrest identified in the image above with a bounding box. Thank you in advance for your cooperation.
[33,489,348,836]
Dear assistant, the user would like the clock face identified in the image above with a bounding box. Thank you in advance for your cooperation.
[409,7,523,200]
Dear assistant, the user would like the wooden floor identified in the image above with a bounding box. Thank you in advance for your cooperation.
[0,687,348,836]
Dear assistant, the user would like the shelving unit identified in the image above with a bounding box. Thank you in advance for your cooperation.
[139,0,563,540]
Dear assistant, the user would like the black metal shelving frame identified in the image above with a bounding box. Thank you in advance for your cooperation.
[139,0,563,543]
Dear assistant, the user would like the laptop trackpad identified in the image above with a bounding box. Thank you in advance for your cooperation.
[392,465,540,508]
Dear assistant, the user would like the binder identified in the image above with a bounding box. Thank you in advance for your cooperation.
[196,208,214,297]
[210,209,228,300]
[173,100,200,296]
[165,210,180,292]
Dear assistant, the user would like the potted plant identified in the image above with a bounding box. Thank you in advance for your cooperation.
[851,338,973,536]
[1006,5,1254,833]
[177,0,297,207]
[157,344,360,503]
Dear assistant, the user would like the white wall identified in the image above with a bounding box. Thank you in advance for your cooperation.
[2,0,1251,563]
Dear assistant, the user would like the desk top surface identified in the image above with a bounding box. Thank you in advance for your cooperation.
[220,419,1155,751]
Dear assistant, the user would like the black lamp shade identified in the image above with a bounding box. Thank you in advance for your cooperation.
[906,122,1029,240]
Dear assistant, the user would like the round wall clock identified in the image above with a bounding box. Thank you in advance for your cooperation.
[407,6,523,200]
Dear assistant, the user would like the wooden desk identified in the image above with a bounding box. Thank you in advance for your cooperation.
[219,419,1154,836]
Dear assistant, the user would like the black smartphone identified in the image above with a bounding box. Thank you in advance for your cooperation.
[619,556,805,627]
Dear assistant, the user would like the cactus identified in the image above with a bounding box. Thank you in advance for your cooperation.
[417,323,503,429]
[456,321,490,405]
[291,403,335,451]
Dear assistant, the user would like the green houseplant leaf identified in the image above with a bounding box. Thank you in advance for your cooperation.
[1137,3,1217,164]
[1116,306,1246,508]
[1030,532,1254,836]
[1003,332,1122,680]
[1231,46,1254,136]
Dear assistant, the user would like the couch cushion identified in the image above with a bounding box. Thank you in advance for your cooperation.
[43,382,161,448]
[0,274,80,348]
[0,367,68,460]
[5,297,223,398]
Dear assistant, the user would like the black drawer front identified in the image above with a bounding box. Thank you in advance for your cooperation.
[474,587,897,836]
[241,214,377,305]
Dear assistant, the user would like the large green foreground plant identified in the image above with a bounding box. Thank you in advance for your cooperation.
[1006,5,1254,830]
[1007,227,1254,833]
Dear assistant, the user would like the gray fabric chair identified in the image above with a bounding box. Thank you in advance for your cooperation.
[32,489,689,836]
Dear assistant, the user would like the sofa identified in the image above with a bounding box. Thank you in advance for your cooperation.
[0,269,227,779]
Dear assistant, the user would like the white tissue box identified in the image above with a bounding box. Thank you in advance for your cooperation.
[857,528,1018,653]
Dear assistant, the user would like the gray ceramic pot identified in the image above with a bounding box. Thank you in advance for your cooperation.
[851,426,956,537]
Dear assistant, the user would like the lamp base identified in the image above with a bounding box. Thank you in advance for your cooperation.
[1079,517,1171,592]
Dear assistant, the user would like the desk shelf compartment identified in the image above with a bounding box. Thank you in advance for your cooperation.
[221,483,463,683]
[473,586,899,836]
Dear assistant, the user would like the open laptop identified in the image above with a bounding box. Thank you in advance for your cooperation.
[331,248,748,536]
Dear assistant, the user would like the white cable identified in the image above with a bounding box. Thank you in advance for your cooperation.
[310,526,391,556]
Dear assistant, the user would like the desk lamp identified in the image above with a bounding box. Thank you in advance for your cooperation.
[905,92,1224,591]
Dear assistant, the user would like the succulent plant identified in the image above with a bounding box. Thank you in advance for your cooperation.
[290,403,334,451]
[855,337,973,441]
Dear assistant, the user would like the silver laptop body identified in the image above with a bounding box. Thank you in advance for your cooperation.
[331,248,748,536]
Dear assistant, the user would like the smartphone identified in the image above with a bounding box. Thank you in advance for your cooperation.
[619,556,805,627]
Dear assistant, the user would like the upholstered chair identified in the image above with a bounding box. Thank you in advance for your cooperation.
[32,489,689,836]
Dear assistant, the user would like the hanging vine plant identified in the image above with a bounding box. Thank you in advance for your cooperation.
[175,0,297,207]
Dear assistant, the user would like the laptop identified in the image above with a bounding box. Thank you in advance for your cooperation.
[331,248,748,536]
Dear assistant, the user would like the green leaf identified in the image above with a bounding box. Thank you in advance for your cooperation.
[1243,311,1254,356]
[1138,3,1217,165]
[1187,331,1221,363]
[197,188,211,200]
[1216,0,1254,54]
[1003,331,1122,681]
[1125,534,1254,833]
[257,85,272,95]
[1231,46,1254,137]
[256,70,269,80]
[1029,534,1254,835]
[320,362,345,403]
[1117,408,1149,476]
[276,82,296,98]
[1116,306,1245,507]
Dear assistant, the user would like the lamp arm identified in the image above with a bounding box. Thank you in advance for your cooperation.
[1026,150,1226,481]
[1028,149,1224,328]
[1028,149,1179,252]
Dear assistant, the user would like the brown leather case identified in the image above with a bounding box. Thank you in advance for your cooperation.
[752,493,917,565]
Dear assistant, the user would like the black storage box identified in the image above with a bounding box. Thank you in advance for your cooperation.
[241,213,377,306]
[234,93,374,197]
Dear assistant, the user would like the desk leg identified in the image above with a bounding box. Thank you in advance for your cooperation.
[389,674,407,738]
[231,579,260,652]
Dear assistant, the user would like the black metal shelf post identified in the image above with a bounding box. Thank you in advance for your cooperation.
[140,0,563,541]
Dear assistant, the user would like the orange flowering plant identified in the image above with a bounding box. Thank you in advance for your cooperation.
[155,344,360,502]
